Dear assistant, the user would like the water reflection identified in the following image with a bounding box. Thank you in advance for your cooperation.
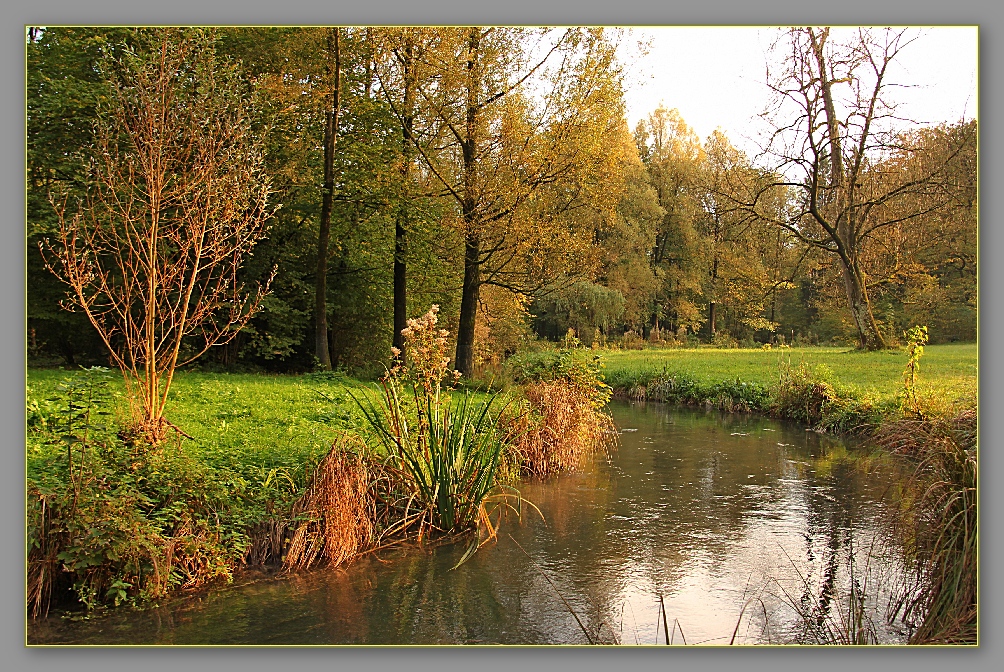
[29,401,910,645]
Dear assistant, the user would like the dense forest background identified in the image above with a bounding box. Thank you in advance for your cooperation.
[27,27,977,376]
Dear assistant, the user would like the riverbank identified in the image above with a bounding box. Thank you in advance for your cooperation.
[26,343,977,642]
[599,344,976,431]
[26,349,612,619]
[28,401,913,645]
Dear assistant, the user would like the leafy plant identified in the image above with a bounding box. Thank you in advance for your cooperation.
[903,325,929,417]
[355,306,530,553]
[27,368,245,617]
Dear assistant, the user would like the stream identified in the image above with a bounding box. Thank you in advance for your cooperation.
[28,400,913,645]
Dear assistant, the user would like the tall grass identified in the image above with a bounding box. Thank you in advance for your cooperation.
[359,381,513,534]
[503,348,618,478]
[879,411,977,643]
[507,379,617,478]
[282,435,375,571]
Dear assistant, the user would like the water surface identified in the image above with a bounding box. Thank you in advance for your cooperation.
[29,401,911,645]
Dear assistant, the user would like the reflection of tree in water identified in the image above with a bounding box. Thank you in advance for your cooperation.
[780,442,904,643]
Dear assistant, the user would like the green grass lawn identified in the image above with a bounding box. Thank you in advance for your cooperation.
[27,369,378,492]
[27,343,978,463]
[599,343,977,405]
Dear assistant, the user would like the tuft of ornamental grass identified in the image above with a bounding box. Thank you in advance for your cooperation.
[506,379,617,478]
[358,380,513,535]
[282,434,375,572]
[354,306,532,557]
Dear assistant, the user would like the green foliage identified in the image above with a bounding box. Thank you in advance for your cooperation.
[360,383,510,533]
[531,281,626,346]
[771,361,835,426]
[505,347,612,409]
[637,371,769,414]
[710,331,739,349]
[26,366,378,614]
[903,325,929,415]
[27,368,247,615]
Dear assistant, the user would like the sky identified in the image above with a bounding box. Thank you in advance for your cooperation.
[618,27,978,158]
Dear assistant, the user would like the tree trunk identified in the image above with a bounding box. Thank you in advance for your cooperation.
[454,28,481,377]
[455,235,480,376]
[811,28,886,350]
[709,253,719,337]
[840,259,886,349]
[315,29,340,369]
[393,38,415,357]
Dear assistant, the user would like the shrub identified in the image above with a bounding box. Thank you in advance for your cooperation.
[771,361,836,425]
[711,331,739,349]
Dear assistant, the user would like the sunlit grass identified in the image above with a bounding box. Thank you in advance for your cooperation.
[26,369,375,491]
[599,344,977,407]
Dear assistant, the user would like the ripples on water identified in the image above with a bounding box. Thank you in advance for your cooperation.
[29,401,913,645]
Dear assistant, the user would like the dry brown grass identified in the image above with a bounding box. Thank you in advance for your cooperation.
[876,409,977,644]
[507,380,617,478]
[282,435,376,572]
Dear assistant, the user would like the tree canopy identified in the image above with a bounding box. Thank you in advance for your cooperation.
[27,27,978,376]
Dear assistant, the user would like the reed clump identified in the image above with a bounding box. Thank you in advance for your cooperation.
[357,306,526,551]
[507,379,617,478]
[503,348,617,478]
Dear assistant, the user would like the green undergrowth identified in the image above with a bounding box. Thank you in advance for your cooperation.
[26,367,381,615]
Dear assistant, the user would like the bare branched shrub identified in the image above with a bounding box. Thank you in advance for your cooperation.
[42,29,275,440]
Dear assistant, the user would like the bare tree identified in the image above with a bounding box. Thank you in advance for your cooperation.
[44,30,274,440]
[756,27,972,349]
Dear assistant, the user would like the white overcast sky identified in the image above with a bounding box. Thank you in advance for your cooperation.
[618,27,978,157]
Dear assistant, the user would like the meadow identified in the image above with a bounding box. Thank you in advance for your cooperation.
[27,369,373,508]
[27,343,978,466]
[600,344,977,410]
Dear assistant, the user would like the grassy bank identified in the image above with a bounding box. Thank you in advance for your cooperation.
[600,344,976,429]
[602,344,976,398]
[26,346,613,617]
[26,369,375,615]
